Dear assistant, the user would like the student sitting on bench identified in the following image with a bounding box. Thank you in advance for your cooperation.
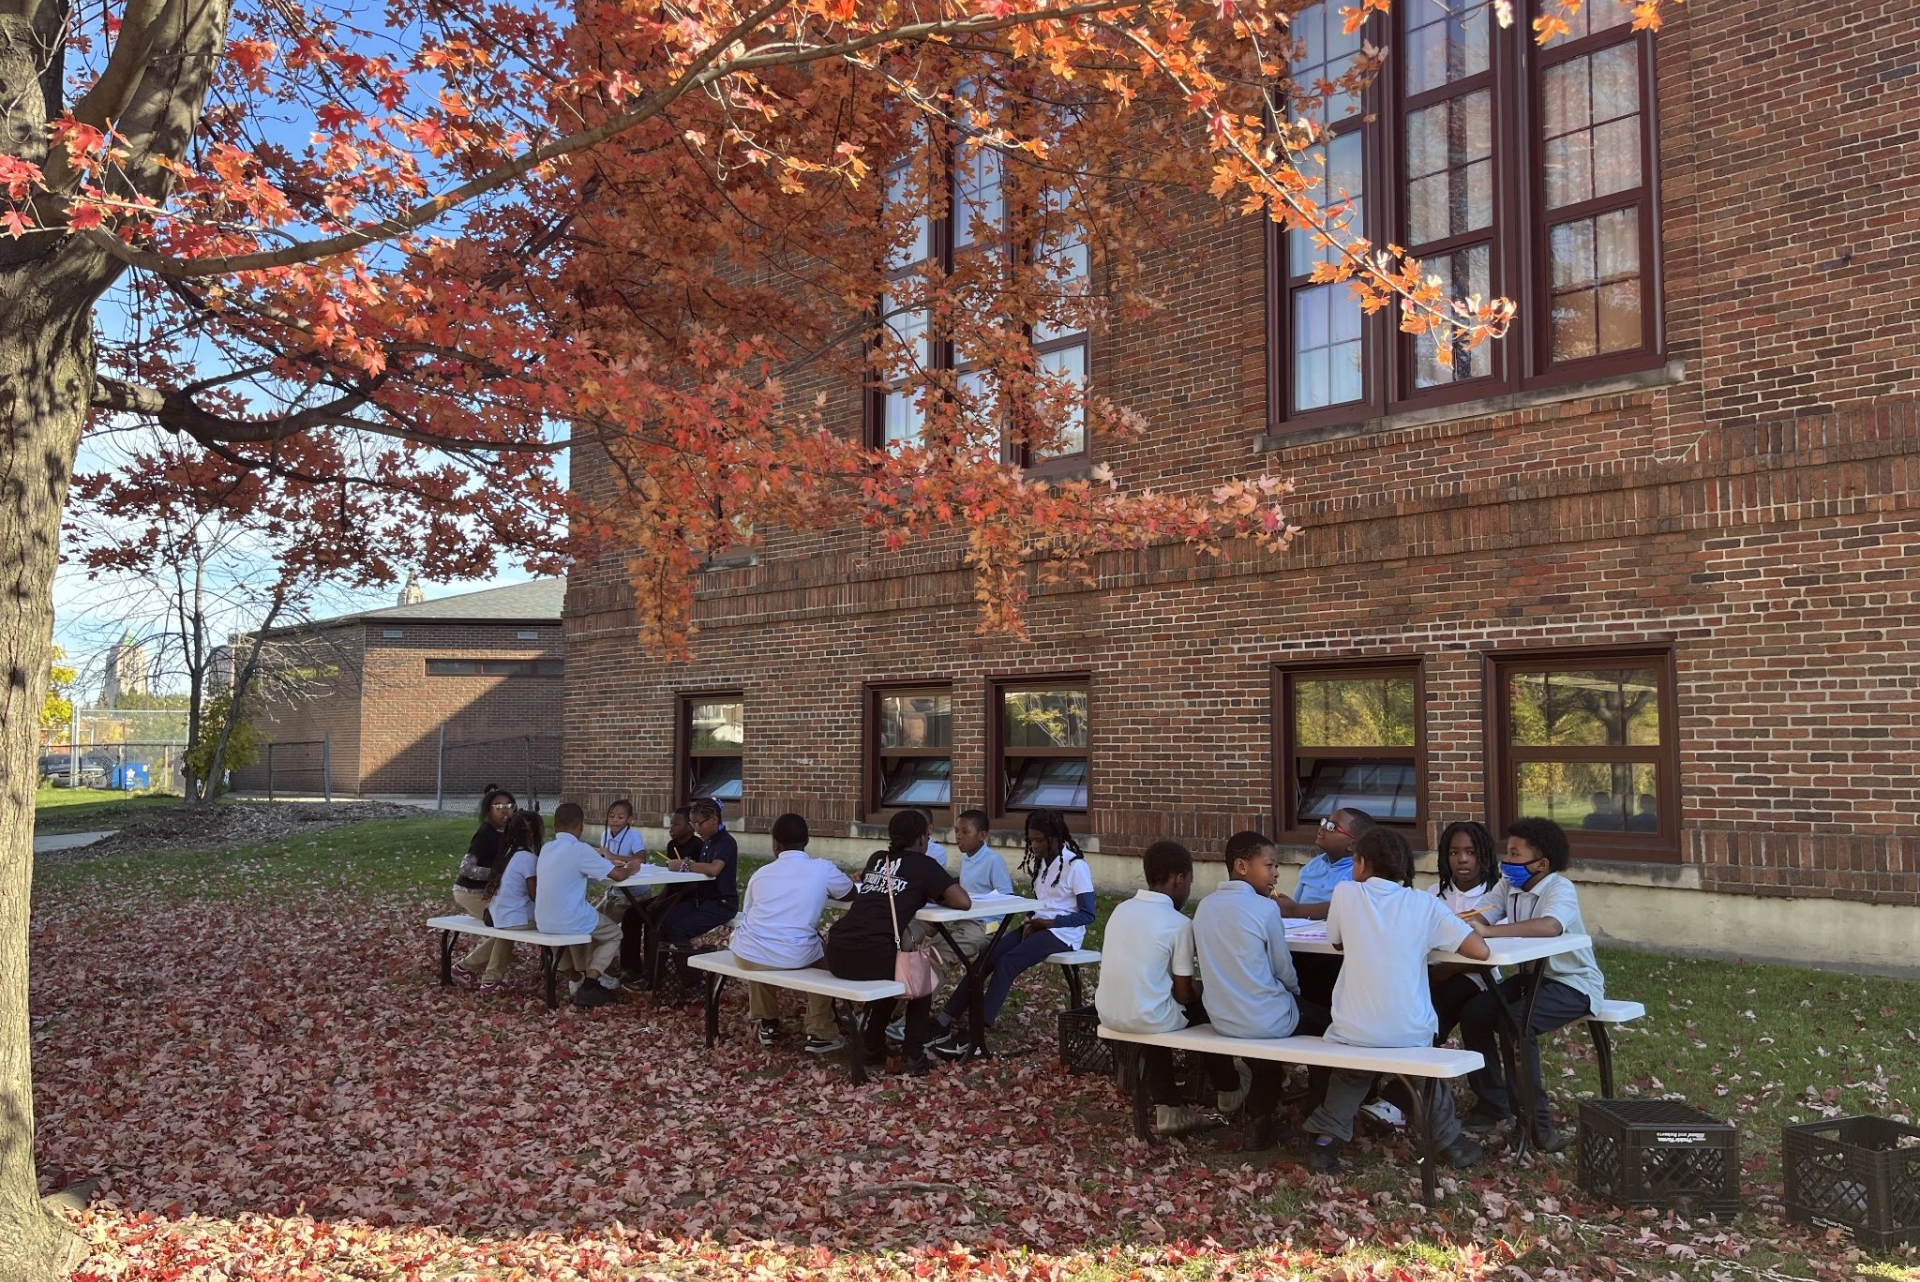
[731,812,855,1054]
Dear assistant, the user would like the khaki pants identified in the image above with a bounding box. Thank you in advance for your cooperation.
[734,956,838,1041]
[562,911,623,980]
[903,917,989,969]
[452,889,516,984]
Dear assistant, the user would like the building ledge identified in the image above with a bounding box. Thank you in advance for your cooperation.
[1255,360,1689,455]
[848,820,1101,855]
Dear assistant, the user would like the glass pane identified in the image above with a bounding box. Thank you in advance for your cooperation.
[1297,758,1419,822]
[1033,343,1087,458]
[1288,0,1363,126]
[951,144,1003,250]
[1549,208,1640,361]
[1514,761,1658,830]
[688,756,743,804]
[1508,666,1662,747]
[1002,687,1089,749]
[1405,0,1489,95]
[1289,131,1364,276]
[1405,90,1492,245]
[426,660,478,675]
[1004,756,1089,810]
[879,693,952,748]
[1413,245,1494,387]
[1543,45,1641,210]
[880,756,952,806]
[955,368,1000,451]
[886,163,931,270]
[1293,676,1417,747]
[688,701,744,750]
[1033,228,1090,344]
[1293,284,1365,411]
[1541,0,1636,46]
[881,291,930,446]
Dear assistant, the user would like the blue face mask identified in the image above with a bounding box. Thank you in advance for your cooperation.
[1499,860,1536,890]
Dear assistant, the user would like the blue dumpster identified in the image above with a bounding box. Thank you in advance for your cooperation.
[113,763,151,791]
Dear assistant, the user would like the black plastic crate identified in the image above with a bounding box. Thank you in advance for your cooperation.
[1059,1006,1112,1075]
[1784,1115,1920,1252]
[1577,1099,1740,1217]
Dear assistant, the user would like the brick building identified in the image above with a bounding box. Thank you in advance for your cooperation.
[239,580,566,801]
[562,0,1920,972]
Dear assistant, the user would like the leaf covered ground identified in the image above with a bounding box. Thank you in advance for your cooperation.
[29,817,1920,1281]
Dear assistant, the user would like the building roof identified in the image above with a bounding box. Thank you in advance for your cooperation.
[273,578,566,635]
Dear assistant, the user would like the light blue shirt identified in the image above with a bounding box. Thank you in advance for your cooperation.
[958,846,1014,922]
[1192,879,1303,1040]
[1294,853,1354,904]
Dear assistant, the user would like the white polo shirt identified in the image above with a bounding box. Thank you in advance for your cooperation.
[1095,890,1195,1034]
[1325,877,1473,1048]
[731,849,855,970]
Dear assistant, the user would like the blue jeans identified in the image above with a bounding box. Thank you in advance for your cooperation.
[943,927,1070,1027]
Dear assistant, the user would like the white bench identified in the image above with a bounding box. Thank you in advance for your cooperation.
[1100,1023,1483,1205]
[428,914,590,1011]
[688,949,906,1084]
[1042,948,1100,1007]
[1586,998,1646,1098]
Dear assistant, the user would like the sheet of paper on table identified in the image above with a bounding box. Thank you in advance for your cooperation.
[1284,919,1327,939]
[969,890,1016,902]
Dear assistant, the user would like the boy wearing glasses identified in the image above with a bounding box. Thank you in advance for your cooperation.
[1276,807,1374,1016]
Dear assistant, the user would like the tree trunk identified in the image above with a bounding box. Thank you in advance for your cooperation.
[1,24,121,1265]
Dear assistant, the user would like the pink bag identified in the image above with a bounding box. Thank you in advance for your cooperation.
[886,855,941,999]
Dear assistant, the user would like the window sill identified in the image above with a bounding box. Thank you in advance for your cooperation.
[1255,359,1687,455]
[698,552,760,572]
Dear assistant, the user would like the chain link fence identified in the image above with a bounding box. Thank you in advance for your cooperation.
[435,732,561,811]
[39,740,185,791]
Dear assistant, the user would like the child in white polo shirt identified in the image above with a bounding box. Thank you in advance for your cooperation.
[1304,827,1490,1174]
[731,812,855,1053]
[1096,840,1245,1139]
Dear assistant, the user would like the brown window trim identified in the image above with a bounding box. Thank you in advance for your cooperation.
[1273,657,1427,844]
[425,658,562,678]
[988,673,1092,823]
[1264,0,1663,438]
[675,690,744,810]
[1482,643,1681,864]
[864,682,955,823]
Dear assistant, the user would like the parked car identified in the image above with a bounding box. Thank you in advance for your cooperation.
[40,752,112,787]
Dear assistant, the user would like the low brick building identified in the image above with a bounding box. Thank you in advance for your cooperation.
[238,580,566,801]
[561,0,1919,972]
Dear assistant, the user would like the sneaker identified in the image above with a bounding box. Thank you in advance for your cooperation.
[757,1020,780,1047]
[1463,1102,1509,1134]
[1152,1104,1209,1138]
[925,1028,967,1059]
[573,981,615,1008]
[896,1053,934,1077]
[568,978,585,998]
[1360,1098,1408,1133]
[864,1044,889,1068]
[597,974,620,991]
[886,1018,906,1043]
[1443,1135,1485,1169]
[478,982,505,996]
[1217,1061,1253,1115]
[1242,1112,1292,1152]
[451,964,480,989]
[1306,1135,1344,1174]
[805,1033,846,1054]
[1532,1125,1572,1154]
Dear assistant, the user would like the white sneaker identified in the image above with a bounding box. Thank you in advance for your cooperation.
[1360,1098,1407,1131]
[568,979,585,997]
[1217,1060,1253,1115]
[886,1018,905,1043]
[1152,1104,1209,1137]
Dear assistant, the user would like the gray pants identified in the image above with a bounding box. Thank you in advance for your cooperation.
[1307,1069,1462,1147]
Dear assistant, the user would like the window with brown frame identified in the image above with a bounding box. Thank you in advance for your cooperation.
[869,89,1090,464]
[425,658,563,677]
[992,679,1090,815]
[1487,649,1679,860]
[1276,663,1425,836]
[870,686,954,814]
[1267,0,1661,432]
[678,694,744,810]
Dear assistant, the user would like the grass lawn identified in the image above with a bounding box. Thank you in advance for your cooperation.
[33,785,183,834]
[28,815,1920,1282]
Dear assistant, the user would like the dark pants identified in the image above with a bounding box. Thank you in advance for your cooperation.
[626,886,693,978]
[826,939,930,1059]
[1459,976,1593,1131]
[943,927,1070,1027]
[1141,1004,1241,1106]
[1292,953,1342,1010]
[1383,972,1490,1113]
[1254,999,1332,1119]
[662,897,735,947]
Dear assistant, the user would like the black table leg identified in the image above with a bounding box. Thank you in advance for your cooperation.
[440,930,456,986]
[1064,964,1085,1009]
[1395,1073,1438,1206]
[704,974,724,1047]
[1486,959,1546,1157]
[944,915,1018,1061]
[1590,1020,1616,1098]
[1131,1047,1153,1141]
[542,947,560,1011]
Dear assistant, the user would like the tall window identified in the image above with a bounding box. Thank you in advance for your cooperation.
[1488,649,1678,860]
[1268,0,1659,430]
[680,695,744,810]
[993,680,1090,814]
[1277,663,1424,836]
[872,94,1090,462]
[871,686,954,814]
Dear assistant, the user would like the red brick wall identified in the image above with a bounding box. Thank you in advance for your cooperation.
[562,2,1920,906]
